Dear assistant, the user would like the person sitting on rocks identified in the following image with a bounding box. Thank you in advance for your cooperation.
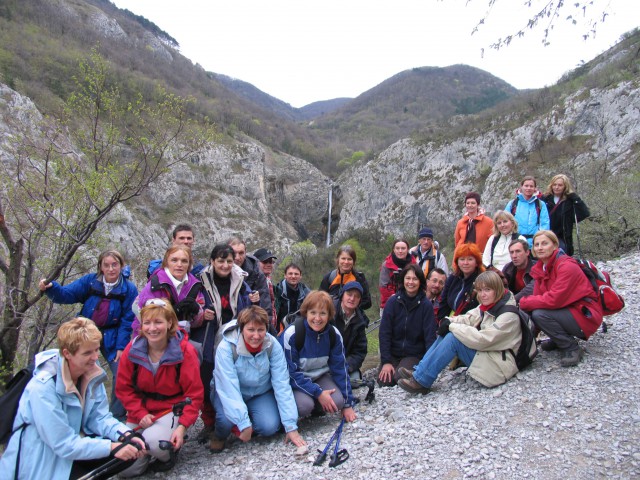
[378,264,437,387]
[519,230,603,367]
[410,227,449,277]
[398,271,522,394]
[425,268,447,317]
[331,281,368,381]
[279,291,357,423]
[502,238,537,302]
[274,263,311,332]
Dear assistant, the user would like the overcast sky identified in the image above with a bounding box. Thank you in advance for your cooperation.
[111,0,638,107]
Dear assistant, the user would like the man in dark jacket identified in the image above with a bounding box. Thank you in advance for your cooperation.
[274,263,311,331]
[146,223,205,279]
[228,237,273,324]
[502,238,537,302]
[331,281,368,381]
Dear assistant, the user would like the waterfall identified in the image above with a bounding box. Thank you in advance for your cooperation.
[326,186,332,247]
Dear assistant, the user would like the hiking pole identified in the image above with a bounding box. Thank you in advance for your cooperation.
[77,430,146,480]
[313,418,344,466]
[328,420,349,468]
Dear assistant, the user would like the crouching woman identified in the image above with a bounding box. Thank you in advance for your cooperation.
[210,306,306,452]
[398,271,522,394]
[279,291,357,423]
[116,300,204,476]
[0,318,145,480]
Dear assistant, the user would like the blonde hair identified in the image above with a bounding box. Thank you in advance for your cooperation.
[474,271,505,300]
[532,230,560,255]
[544,174,574,200]
[492,210,519,237]
[58,317,102,354]
[140,302,179,338]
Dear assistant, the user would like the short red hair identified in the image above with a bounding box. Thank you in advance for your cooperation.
[452,243,485,276]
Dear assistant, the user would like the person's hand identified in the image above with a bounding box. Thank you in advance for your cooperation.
[342,406,357,422]
[114,350,122,363]
[111,440,145,461]
[238,426,253,442]
[170,425,186,450]
[317,389,338,413]
[175,298,200,320]
[437,318,451,337]
[138,413,155,429]
[378,363,395,384]
[38,279,52,292]
[203,308,215,321]
[285,429,307,447]
[248,291,260,303]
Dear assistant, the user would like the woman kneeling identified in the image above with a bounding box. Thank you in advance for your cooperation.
[210,306,306,452]
[398,271,522,394]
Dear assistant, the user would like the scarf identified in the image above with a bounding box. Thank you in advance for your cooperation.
[392,253,411,270]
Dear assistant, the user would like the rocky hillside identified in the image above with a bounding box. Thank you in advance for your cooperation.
[333,37,640,243]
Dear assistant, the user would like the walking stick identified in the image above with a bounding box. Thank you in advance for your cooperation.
[313,418,349,468]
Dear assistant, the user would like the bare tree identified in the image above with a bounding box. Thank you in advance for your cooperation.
[0,50,215,375]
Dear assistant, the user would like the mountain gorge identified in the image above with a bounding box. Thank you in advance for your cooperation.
[0,0,638,267]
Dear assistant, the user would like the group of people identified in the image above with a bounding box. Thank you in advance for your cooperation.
[2,173,600,479]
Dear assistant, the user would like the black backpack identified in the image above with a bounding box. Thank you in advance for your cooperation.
[0,366,34,445]
[278,316,337,351]
[497,305,538,371]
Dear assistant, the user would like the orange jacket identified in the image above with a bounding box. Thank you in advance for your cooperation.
[454,213,494,253]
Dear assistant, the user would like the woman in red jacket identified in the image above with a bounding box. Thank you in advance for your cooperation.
[519,230,603,367]
[116,301,204,475]
[378,239,416,317]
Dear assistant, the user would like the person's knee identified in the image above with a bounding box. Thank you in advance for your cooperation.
[331,391,345,410]
[253,413,281,436]
[295,394,315,418]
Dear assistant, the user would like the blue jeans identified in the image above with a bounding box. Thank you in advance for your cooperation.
[101,346,126,421]
[412,334,477,388]
[212,389,282,439]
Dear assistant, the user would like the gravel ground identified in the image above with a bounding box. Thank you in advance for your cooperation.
[152,253,640,480]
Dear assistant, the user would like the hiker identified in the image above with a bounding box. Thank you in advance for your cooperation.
[454,192,495,253]
[502,239,537,302]
[437,243,485,323]
[379,239,416,317]
[116,301,203,476]
[279,291,357,423]
[0,318,145,480]
[398,271,523,394]
[274,263,311,332]
[146,224,205,279]
[228,237,273,324]
[38,249,138,420]
[253,247,278,324]
[409,226,449,277]
[541,174,590,256]
[133,245,205,337]
[319,244,372,310]
[519,230,603,367]
[505,176,550,247]
[378,264,437,387]
[190,243,253,442]
[425,268,447,316]
[210,306,306,453]
[331,281,368,381]
[482,210,525,271]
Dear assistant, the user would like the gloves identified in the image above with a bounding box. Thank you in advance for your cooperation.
[437,318,451,337]
[175,297,200,321]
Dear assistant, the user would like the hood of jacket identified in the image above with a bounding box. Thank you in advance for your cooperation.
[220,318,274,356]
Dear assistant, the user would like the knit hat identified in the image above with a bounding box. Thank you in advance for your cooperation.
[340,281,363,297]
[418,227,433,239]
[253,248,277,262]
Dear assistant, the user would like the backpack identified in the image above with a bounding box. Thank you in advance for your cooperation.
[574,258,625,318]
[278,316,337,352]
[510,197,543,226]
[497,305,538,371]
[0,366,34,445]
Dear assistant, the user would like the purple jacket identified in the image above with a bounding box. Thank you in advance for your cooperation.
[132,268,205,336]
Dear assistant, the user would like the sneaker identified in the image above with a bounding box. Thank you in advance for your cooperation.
[540,340,558,352]
[397,367,414,380]
[209,436,225,453]
[560,348,584,367]
[397,377,430,395]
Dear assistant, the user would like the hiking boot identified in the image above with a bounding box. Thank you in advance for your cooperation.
[540,340,558,351]
[196,425,214,444]
[397,367,414,380]
[398,377,430,395]
[208,435,225,453]
[149,457,176,472]
[560,348,584,367]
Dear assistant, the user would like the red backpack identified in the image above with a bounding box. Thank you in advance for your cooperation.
[574,258,625,323]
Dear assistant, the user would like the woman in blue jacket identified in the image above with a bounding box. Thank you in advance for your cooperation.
[505,176,550,247]
[210,306,306,453]
[279,291,357,423]
[39,250,138,420]
[0,318,144,480]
